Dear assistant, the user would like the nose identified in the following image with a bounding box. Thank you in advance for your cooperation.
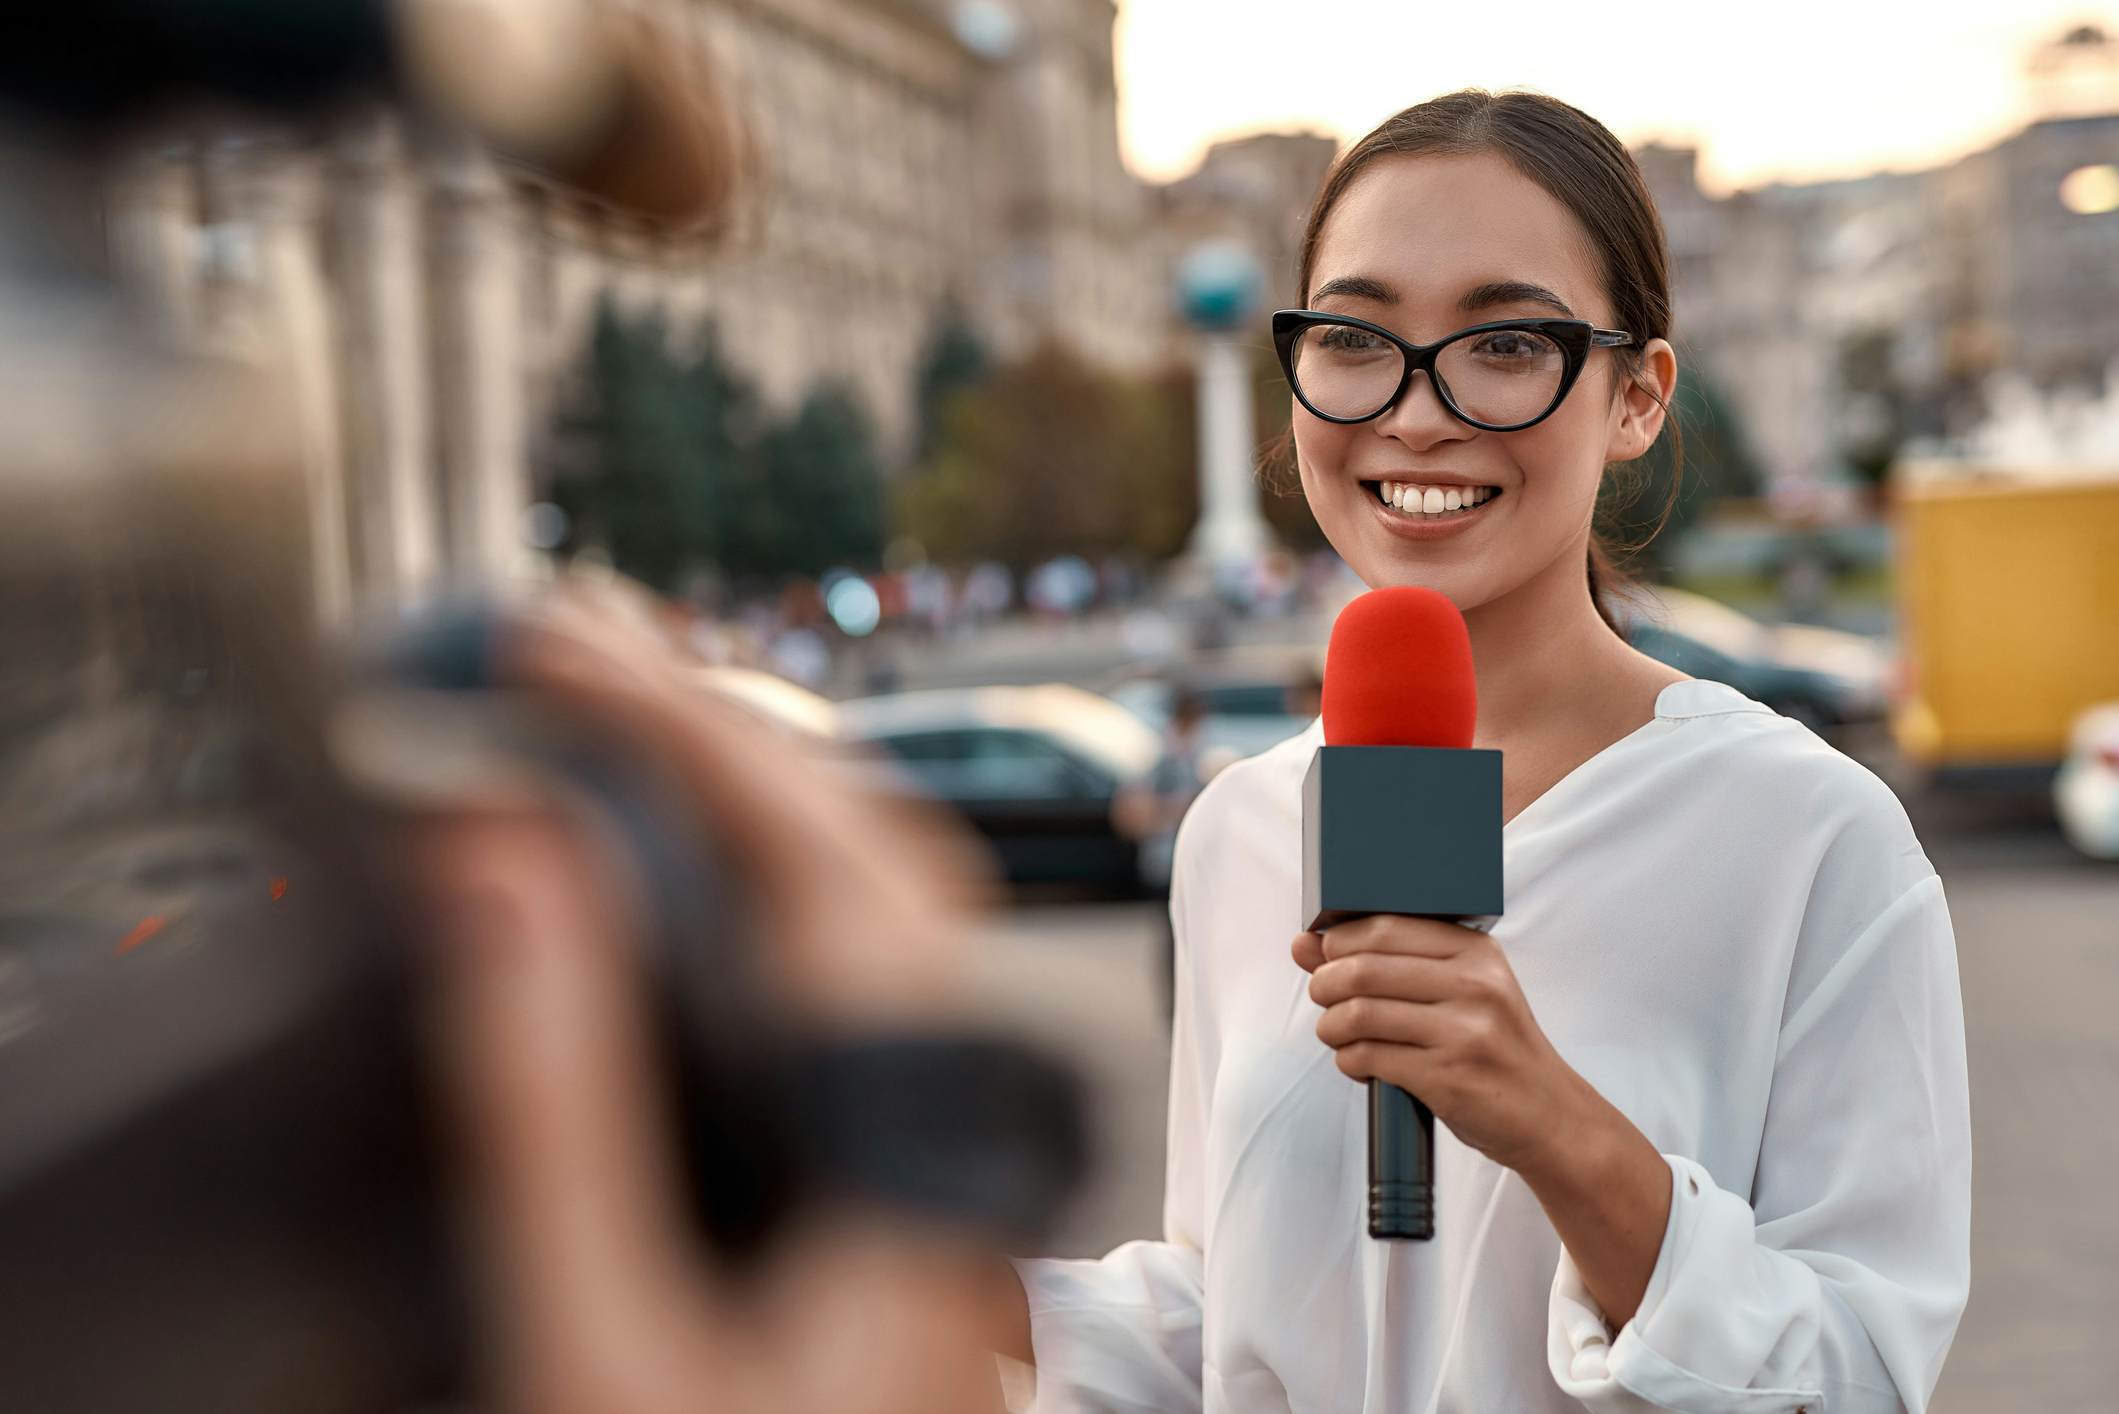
[1369,367,1468,453]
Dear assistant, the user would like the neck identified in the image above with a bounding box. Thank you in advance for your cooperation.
[1460,538,1630,745]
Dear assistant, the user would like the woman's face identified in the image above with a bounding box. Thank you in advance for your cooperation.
[1294,151,1664,610]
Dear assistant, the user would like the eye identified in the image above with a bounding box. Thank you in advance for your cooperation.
[1471,331,1535,357]
[1463,329,1560,366]
[1316,325,1390,354]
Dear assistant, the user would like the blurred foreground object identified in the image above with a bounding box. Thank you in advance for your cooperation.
[0,6,1083,1408]
[1888,461,2119,794]
[0,351,1085,1407]
[3,0,746,234]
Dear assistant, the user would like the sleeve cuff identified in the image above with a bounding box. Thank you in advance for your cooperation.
[1547,1155,1826,1414]
[1006,1246,1206,1414]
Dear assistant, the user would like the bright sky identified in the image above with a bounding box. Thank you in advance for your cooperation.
[1116,1,2119,194]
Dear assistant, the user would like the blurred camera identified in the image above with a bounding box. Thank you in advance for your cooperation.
[0,6,1084,1409]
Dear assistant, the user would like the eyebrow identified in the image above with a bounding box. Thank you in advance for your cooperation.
[1460,279,1576,318]
[1309,274,1397,304]
[1309,274,1577,319]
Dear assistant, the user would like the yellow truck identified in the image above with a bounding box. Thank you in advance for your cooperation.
[1890,463,2119,782]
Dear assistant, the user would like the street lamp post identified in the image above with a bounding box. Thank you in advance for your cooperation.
[1176,240,1274,585]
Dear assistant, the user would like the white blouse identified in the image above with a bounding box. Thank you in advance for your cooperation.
[1012,678,1971,1413]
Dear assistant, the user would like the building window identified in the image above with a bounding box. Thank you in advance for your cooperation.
[2059,163,2119,214]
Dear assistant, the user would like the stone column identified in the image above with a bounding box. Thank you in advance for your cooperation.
[426,139,528,584]
[1176,241,1273,580]
[1187,329,1272,571]
[207,145,354,622]
[108,152,202,337]
[328,113,439,601]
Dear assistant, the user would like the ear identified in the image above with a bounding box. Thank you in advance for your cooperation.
[1605,337,1678,464]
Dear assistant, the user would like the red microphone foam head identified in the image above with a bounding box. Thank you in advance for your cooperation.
[1321,586,1478,748]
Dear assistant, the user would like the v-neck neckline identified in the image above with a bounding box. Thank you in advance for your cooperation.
[1499,679,1685,835]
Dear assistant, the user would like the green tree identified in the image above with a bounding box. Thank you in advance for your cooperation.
[1836,327,1909,491]
[546,297,713,592]
[740,383,886,578]
[897,343,1194,568]
[911,302,990,462]
[546,296,885,591]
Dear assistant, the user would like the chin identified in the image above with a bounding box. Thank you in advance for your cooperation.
[1332,540,1463,602]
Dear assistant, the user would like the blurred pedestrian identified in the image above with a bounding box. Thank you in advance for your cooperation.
[1113,687,1212,1025]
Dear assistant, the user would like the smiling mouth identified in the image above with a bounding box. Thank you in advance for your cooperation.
[1361,480,1503,519]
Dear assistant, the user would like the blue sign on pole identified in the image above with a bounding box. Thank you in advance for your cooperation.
[1175,240,1265,333]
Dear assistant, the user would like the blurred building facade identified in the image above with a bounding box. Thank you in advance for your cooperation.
[110,0,1195,614]
[544,0,1167,454]
[1641,23,2119,496]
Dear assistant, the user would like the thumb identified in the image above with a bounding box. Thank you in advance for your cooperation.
[1291,931,1326,974]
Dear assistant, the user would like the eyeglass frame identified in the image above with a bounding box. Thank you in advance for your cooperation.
[1270,309,1635,433]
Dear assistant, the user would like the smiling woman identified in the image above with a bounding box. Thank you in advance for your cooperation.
[1002,88,1970,1414]
[1264,92,1683,639]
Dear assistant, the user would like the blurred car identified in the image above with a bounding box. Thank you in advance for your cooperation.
[2054,703,2119,861]
[1099,650,1323,774]
[1617,587,1892,733]
[837,685,1162,894]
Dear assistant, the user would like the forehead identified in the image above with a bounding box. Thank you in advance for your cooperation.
[1309,151,1606,319]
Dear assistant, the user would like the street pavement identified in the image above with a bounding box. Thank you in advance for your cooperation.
[976,761,2119,1411]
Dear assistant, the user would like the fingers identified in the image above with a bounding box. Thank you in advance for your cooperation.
[499,600,923,895]
[406,806,723,1406]
[1307,951,1464,1009]
[1315,995,1444,1050]
[1319,914,1482,962]
[493,595,983,1022]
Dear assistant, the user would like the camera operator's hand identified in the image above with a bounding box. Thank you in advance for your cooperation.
[398,598,1011,1414]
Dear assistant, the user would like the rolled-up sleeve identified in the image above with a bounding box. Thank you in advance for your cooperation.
[1005,852,1213,1413]
[1548,872,1971,1413]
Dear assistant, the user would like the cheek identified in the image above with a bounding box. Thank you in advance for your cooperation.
[1507,402,1611,524]
[1292,411,1362,512]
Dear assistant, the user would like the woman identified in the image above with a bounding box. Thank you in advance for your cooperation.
[1000,90,1970,1413]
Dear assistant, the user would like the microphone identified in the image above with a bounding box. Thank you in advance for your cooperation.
[1304,586,1503,1241]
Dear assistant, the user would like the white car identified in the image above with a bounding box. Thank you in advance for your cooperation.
[2055,703,2119,861]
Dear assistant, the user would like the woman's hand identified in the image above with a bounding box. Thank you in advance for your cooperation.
[1295,918,1676,1327]
[1293,917,1600,1180]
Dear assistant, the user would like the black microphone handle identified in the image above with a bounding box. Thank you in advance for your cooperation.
[1367,911,1493,1242]
[1368,1076,1434,1241]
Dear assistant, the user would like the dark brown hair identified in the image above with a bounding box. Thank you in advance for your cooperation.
[1271,89,1682,634]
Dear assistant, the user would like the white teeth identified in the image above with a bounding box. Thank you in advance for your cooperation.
[1376,481,1498,515]
[1373,483,1491,517]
